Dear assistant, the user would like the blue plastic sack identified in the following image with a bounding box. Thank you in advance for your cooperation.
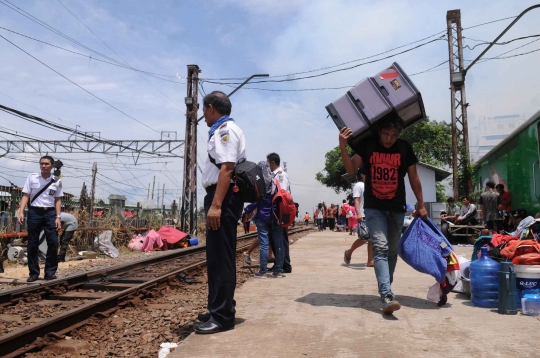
[399,217,454,283]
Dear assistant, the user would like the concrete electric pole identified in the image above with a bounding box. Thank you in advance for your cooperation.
[180,65,201,235]
[446,9,470,200]
[89,162,97,226]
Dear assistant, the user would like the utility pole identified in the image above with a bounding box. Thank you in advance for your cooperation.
[151,176,155,200]
[162,183,165,214]
[181,65,201,235]
[89,162,97,227]
[181,71,269,235]
[147,183,150,200]
[446,9,470,200]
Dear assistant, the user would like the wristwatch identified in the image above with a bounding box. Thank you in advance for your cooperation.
[56,216,61,219]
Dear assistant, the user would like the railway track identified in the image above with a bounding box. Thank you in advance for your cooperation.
[0,227,313,357]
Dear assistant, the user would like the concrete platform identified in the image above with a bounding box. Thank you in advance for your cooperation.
[172,231,539,358]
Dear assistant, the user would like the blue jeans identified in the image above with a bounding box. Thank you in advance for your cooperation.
[365,208,404,299]
[254,218,284,273]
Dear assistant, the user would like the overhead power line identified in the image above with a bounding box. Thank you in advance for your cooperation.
[203,30,448,81]
[202,15,520,82]
[0,26,182,83]
[55,0,183,107]
[202,36,446,86]
[464,34,540,51]
[0,34,159,133]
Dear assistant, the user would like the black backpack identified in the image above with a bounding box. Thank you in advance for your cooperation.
[209,156,265,203]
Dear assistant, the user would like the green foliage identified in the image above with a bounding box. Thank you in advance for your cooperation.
[457,145,478,199]
[436,182,446,202]
[316,117,453,195]
[315,146,354,194]
[399,117,452,167]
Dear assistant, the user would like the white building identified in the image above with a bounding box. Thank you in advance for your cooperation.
[470,114,526,160]
[404,162,451,206]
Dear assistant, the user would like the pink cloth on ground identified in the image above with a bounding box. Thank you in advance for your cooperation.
[128,234,144,251]
[141,230,163,252]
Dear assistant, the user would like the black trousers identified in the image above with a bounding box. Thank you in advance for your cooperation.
[270,227,292,272]
[59,230,75,252]
[328,218,336,231]
[460,216,478,225]
[243,221,250,234]
[204,186,243,328]
[27,207,58,277]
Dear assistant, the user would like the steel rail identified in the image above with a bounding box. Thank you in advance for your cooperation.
[0,230,259,306]
[0,227,313,357]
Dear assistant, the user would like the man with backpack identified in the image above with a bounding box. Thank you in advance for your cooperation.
[197,91,245,334]
[339,116,427,314]
[267,153,294,273]
[245,160,286,279]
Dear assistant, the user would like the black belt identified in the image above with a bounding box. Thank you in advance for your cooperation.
[205,183,234,194]
[29,206,54,210]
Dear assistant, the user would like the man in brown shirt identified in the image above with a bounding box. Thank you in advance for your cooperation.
[327,204,337,231]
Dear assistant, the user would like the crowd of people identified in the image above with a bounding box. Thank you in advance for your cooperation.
[440,181,535,236]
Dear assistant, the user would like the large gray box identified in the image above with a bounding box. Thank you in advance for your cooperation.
[372,62,426,127]
[326,62,426,146]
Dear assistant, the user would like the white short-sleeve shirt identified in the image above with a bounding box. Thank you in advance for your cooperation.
[272,167,290,193]
[22,173,63,207]
[202,121,246,189]
[352,181,365,218]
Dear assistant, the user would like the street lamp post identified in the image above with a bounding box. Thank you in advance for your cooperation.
[197,74,270,124]
[464,5,540,75]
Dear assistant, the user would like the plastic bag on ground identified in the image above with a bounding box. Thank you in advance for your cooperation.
[427,283,442,302]
[158,342,178,358]
[399,217,453,283]
[94,230,119,258]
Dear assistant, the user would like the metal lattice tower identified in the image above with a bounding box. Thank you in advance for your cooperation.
[446,9,470,200]
[180,65,200,235]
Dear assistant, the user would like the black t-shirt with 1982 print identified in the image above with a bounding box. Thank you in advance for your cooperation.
[354,138,418,212]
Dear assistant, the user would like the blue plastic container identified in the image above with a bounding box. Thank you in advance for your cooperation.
[470,247,500,308]
[189,237,199,246]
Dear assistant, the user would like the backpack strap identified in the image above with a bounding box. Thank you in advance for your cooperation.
[30,179,56,205]
[208,154,221,169]
[208,154,244,170]
[274,178,282,192]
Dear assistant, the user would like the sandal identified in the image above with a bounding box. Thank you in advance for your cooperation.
[243,252,252,265]
[343,250,351,265]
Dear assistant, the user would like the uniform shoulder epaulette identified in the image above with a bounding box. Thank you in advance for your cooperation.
[219,122,228,128]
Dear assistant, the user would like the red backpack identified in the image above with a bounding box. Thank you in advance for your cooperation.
[272,179,296,227]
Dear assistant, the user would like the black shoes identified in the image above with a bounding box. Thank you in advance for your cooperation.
[58,254,66,263]
[197,312,211,322]
[27,275,39,282]
[44,275,57,281]
[194,321,234,335]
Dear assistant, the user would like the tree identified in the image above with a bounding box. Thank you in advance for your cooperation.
[316,118,453,195]
[399,118,452,168]
[315,146,353,194]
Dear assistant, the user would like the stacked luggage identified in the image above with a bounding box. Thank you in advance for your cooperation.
[326,62,426,147]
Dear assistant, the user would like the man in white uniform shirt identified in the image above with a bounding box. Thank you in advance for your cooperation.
[343,169,374,267]
[267,152,293,273]
[18,155,63,282]
[196,91,245,334]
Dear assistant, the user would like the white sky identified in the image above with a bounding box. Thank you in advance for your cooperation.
[1,0,539,215]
